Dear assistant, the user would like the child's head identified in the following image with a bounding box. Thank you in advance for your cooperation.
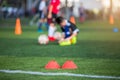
[56,17,66,27]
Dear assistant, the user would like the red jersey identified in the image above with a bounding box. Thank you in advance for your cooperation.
[49,0,60,14]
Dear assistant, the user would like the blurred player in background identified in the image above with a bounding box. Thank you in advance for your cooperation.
[47,0,60,41]
[38,0,47,32]
[79,3,85,23]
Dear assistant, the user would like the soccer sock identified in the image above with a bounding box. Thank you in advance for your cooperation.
[38,22,42,31]
[45,22,49,30]
[48,26,56,37]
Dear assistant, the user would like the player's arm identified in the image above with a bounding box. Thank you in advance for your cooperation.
[59,32,65,43]
[59,27,65,43]
[48,4,53,18]
[61,27,65,38]
[65,32,77,41]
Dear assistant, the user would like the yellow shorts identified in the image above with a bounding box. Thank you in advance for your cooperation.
[59,36,77,46]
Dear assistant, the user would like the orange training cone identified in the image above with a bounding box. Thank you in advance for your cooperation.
[45,60,60,69]
[62,60,78,69]
[70,16,76,24]
[15,18,22,35]
[109,15,114,25]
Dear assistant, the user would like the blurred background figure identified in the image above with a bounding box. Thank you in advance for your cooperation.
[1,5,8,19]
[0,0,25,19]
[29,0,40,26]
[17,6,25,18]
[47,0,60,41]
[0,0,120,22]
[6,6,13,18]
[69,2,74,17]
[38,0,48,32]
[13,6,18,18]
[79,3,85,23]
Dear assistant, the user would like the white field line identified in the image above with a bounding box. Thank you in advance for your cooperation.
[0,70,120,79]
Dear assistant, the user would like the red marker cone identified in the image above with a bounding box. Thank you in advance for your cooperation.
[45,60,60,69]
[62,60,77,69]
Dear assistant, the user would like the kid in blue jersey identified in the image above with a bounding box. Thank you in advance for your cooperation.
[55,17,79,46]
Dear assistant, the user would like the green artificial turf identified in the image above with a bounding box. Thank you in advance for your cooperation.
[0,19,120,80]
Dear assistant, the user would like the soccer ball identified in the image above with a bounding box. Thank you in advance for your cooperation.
[38,34,49,44]
[54,32,62,40]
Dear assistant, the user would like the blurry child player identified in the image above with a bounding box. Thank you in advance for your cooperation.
[38,0,48,32]
[79,3,85,23]
[47,0,60,41]
[56,17,79,46]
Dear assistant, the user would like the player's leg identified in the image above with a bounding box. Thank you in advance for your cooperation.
[48,23,56,41]
[30,13,39,26]
[38,11,43,32]
[48,13,57,41]
[38,20,44,32]
[44,18,49,30]
[71,36,77,44]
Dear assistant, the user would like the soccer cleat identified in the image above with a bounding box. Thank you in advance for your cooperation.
[59,40,71,46]
[71,36,77,44]
[48,36,56,42]
[38,29,43,33]
[59,37,77,46]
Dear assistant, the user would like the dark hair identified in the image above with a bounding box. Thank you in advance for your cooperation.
[55,17,64,24]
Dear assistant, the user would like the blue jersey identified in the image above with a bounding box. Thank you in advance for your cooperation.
[61,20,79,38]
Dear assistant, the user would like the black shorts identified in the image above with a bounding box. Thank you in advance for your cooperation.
[39,10,45,19]
[47,13,57,24]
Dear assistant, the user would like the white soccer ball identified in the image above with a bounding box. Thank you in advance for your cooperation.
[54,32,62,40]
[38,34,49,44]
